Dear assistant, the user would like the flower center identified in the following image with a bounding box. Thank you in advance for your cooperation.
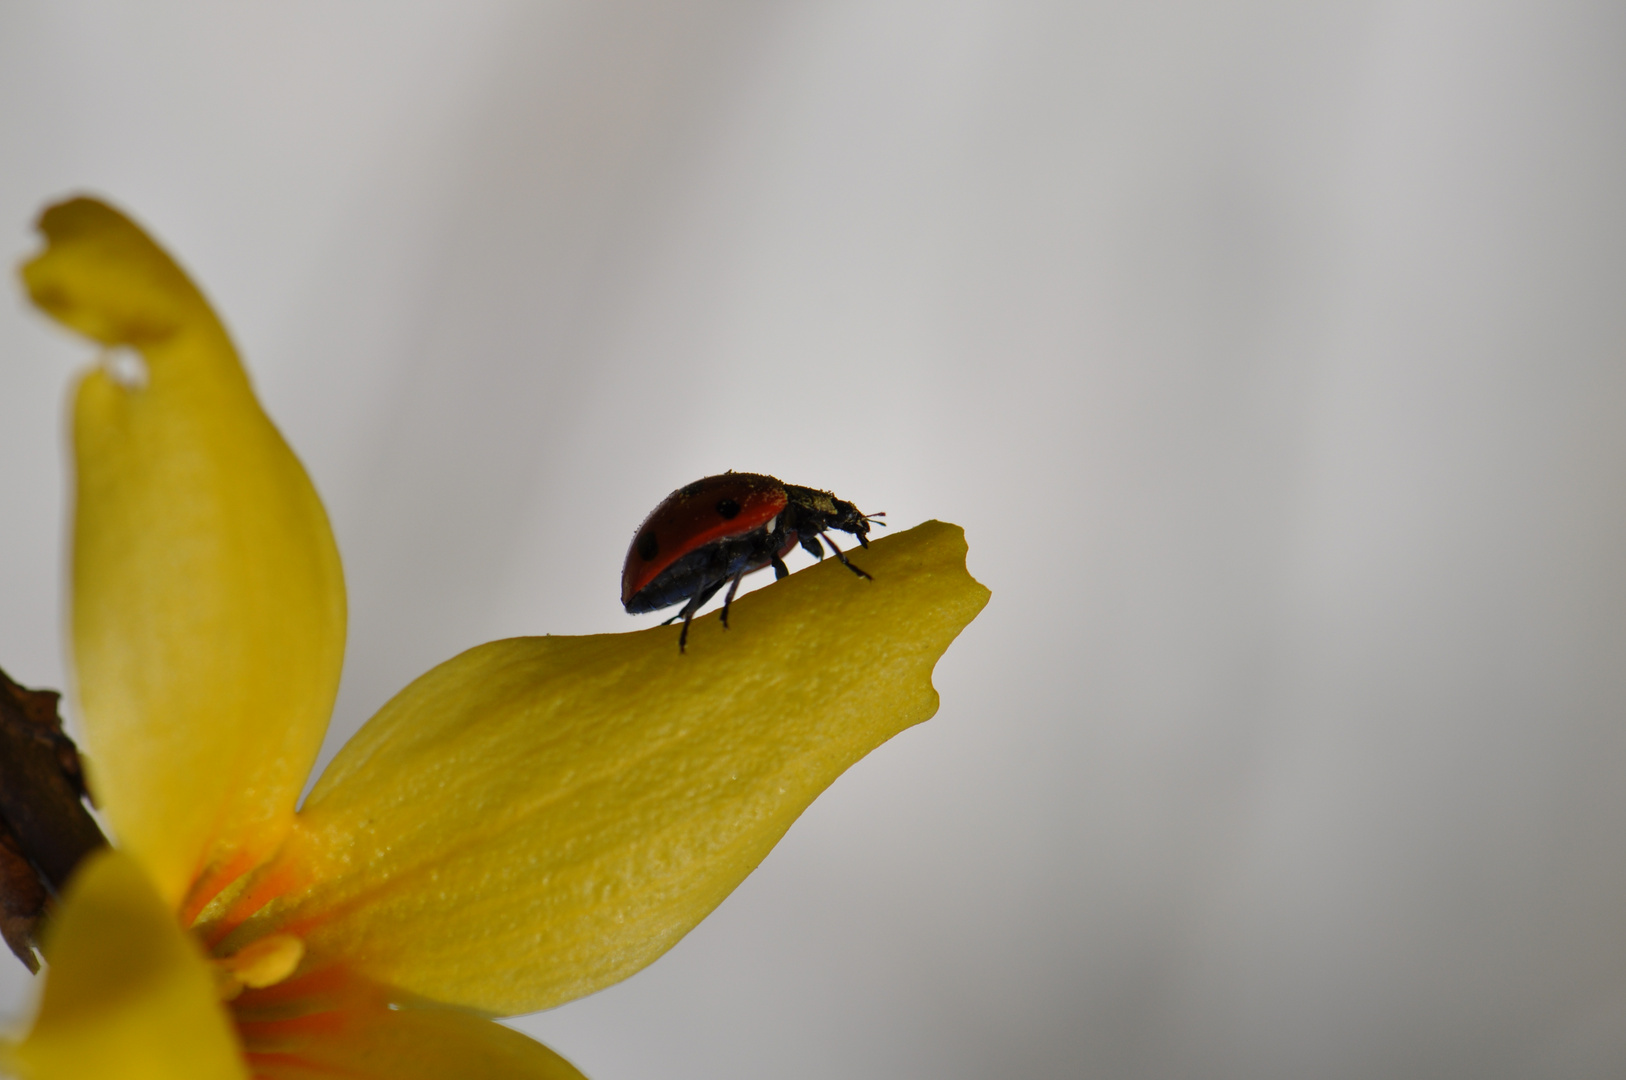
[213,932,304,1001]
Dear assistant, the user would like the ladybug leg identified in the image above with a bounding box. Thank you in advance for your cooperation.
[677,599,701,652]
[674,580,725,652]
[718,566,749,628]
[820,531,872,580]
[771,554,790,580]
[799,534,825,561]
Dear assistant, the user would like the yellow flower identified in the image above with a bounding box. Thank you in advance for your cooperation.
[6,197,989,1080]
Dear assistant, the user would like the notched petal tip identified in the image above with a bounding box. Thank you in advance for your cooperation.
[20,196,210,347]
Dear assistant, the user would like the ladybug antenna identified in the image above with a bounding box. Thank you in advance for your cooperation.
[866,511,887,527]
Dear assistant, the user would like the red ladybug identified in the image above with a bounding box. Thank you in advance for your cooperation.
[622,472,884,651]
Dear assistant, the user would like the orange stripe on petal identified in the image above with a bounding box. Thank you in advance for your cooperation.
[183,848,263,928]
[236,1010,349,1050]
[205,851,317,950]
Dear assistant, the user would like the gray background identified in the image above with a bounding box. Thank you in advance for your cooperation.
[3,3,1626,1078]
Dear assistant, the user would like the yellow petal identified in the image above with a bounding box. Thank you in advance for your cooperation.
[226,521,987,1015]
[238,999,586,1080]
[8,849,247,1080]
[20,198,346,910]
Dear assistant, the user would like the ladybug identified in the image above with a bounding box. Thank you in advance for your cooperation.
[622,472,884,651]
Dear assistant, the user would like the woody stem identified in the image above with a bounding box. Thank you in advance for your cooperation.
[0,666,107,971]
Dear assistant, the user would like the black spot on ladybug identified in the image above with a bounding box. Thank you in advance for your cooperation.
[636,530,659,561]
[715,497,741,520]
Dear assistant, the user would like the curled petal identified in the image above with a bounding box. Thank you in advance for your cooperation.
[227,521,987,1015]
[7,849,246,1080]
[20,198,346,909]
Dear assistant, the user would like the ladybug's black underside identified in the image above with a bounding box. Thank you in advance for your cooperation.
[624,531,780,615]
[626,482,878,650]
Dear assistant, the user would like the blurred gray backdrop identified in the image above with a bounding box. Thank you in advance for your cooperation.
[3,2,1626,1078]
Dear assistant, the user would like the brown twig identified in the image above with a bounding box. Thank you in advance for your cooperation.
[0,667,107,971]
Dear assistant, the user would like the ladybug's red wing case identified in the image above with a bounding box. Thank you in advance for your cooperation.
[621,473,787,607]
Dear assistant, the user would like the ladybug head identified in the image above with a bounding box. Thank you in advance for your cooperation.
[828,497,885,548]
[779,482,886,548]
